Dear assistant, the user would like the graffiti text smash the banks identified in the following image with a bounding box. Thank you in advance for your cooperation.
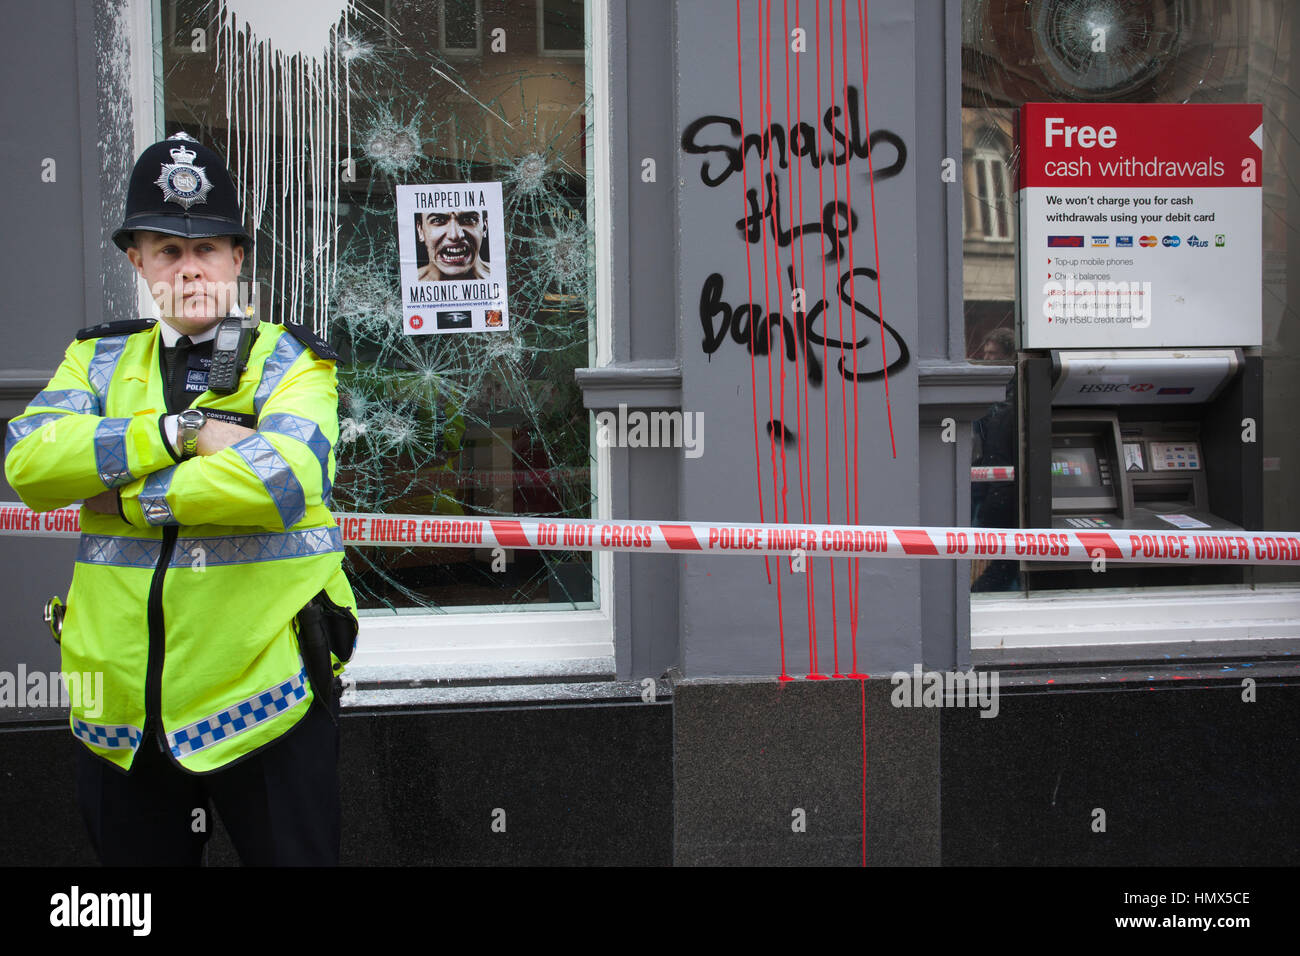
[682,85,911,444]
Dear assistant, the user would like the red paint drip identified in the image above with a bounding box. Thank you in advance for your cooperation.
[735,0,773,589]
[784,0,823,678]
[835,0,865,674]
[827,0,853,680]
[811,1,842,679]
[756,0,789,680]
[857,0,896,460]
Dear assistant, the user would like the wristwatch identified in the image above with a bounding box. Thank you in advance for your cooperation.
[177,408,207,459]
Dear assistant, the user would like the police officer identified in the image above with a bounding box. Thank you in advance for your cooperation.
[4,132,357,865]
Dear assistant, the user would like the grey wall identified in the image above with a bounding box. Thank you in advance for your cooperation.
[675,0,921,676]
[0,0,137,680]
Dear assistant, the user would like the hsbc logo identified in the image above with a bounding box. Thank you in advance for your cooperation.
[1079,383,1156,393]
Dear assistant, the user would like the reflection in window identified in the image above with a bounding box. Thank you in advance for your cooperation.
[538,0,584,55]
[972,149,1011,241]
[440,0,482,55]
[161,0,596,613]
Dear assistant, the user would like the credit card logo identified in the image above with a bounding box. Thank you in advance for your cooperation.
[1091,236,1109,247]
[1048,235,1085,248]
[1115,235,1133,248]
[1162,235,1181,247]
[1139,235,1158,247]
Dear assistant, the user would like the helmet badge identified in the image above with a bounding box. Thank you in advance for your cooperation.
[154,136,212,210]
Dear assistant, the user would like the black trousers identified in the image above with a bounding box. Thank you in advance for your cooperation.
[76,697,340,866]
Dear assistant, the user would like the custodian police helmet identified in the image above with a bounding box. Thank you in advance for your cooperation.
[111,131,252,253]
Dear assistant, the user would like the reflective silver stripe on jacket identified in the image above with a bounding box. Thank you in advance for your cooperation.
[167,666,310,758]
[138,467,178,525]
[170,526,342,566]
[87,335,130,406]
[253,332,306,416]
[4,413,63,455]
[94,418,134,488]
[77,526,342,568]
[72,718,143,751]
[231,433,306,529]
[31,388,99,415]
[78,534,162,568]
[258,412,332,505]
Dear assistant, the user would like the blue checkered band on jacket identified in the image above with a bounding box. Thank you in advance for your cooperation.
[4,412,63,456]
[231,433,306,529]
[138,467,178,526]
[167,666,310,758]
[72,718,143,751]
[259,412,332,505]
[94,418,134,488]
[31,388,99,415]
[254,332,306,417]
[88,335,129,406]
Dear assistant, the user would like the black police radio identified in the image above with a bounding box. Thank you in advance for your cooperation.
[208,316,257,393]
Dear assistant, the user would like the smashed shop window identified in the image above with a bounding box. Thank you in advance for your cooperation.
[160,0,596,611]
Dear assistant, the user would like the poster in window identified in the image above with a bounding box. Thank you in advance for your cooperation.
[397,182,510,335]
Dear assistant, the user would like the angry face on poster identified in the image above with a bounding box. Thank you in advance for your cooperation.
[416,209,492,281]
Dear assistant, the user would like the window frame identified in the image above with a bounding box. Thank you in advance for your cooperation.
[138,0,615,677]
[438,0,483,58]
[971,147,1012,242]
[536,0,586,58]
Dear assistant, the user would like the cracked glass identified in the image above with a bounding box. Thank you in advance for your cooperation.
[159,0,597,613]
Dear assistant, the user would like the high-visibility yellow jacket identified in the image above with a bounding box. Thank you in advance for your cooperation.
[4,319,356,774]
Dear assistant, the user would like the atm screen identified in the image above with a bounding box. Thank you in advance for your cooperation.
[1051,438,1116,511]
[1051,447,1099,488]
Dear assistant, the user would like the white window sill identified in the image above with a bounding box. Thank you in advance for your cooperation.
[349,608,613,670]
[972,583,1300,664]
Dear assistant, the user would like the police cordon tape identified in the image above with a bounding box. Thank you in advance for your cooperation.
[3,500,1300,565]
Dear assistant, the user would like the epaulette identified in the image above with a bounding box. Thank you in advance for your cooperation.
[75,319,158,341]
[280,321,339,361]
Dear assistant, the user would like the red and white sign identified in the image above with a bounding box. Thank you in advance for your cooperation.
[1019,103,1262,349]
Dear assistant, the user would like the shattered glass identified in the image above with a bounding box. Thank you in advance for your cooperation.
[159,0,597,612]
[962,0,1300,592]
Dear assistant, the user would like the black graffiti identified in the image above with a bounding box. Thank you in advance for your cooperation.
[700,265,910,388]
[766,418,798,446]
[738,171,855,261]
[681,86,906,189]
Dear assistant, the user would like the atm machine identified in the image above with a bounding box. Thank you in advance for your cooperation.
[1021,348,1262,589]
